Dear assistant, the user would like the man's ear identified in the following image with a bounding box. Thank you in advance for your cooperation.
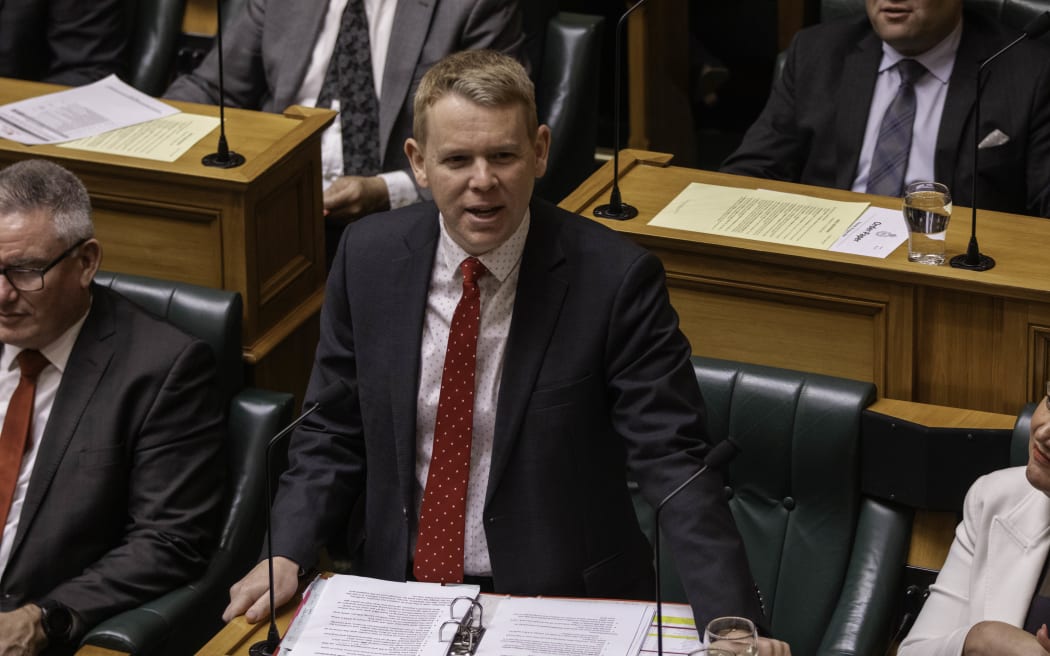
[404,138,429,189]
[78,239,102,288]
[533,124,552,179]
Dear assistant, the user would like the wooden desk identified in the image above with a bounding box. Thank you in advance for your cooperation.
[196,604,298,656]
[76,648,129,656]
[562,151,1050,414]
[0,79,336,403]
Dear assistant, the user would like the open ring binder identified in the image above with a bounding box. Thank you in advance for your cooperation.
[439,596,486,655]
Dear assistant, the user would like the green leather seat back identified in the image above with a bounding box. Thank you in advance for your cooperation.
[81,273,294,654]
[124,0,187,96]
[636,357,911,655]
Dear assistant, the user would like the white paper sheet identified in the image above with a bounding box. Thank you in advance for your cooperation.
[476,596,653,656]
[0,75,178,145]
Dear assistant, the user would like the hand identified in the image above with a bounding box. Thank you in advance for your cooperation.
[963,620,1050,655]
[758,636,792,656]
[323,175,390,222]
[0,605,46,656]
[223,556,301,624]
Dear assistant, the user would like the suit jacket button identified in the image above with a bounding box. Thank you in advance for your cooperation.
[782,497,796,510]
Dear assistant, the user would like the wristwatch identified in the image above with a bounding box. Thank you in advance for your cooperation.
[37,599,74,646]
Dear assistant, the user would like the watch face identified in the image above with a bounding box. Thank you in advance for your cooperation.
[41,603,73,643]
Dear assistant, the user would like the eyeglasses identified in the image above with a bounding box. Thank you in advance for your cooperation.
[0,238,87,292]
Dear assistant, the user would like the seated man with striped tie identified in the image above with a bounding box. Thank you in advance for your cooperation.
[165,0,525,261]
[720,0,1050,218]
[223,49,791,656]
[0,159,224,654]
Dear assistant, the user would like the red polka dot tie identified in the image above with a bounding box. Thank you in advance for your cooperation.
[0,349,49,540]
[414,257,487,583]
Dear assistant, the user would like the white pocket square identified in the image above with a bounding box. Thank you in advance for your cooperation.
[978,129,1010,149]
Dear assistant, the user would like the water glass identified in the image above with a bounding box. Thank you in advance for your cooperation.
[704,616,759,655]
[903,181,952,265]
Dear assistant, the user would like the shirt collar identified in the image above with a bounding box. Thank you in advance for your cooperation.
[1,300,91,376]
[879,17,962,85]
[436,209,531,284]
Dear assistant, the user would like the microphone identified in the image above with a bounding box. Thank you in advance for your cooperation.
[249,379,349,656]
[949,11,1050,271]
[592,0,648,221]
[653,438,740,656]
[202,0,246,169]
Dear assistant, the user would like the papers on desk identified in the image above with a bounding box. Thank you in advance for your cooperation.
[279,574,664,656]
[0,75,178,145]
[649,182,909,257]
[57,113,220,162]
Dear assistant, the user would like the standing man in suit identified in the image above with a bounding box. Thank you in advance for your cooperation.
[721,0,1050,218]
[165,0,524,254]
[223,50,789,654]
[0,160,224,654]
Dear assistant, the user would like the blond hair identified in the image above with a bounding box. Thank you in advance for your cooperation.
[413,49,537,144]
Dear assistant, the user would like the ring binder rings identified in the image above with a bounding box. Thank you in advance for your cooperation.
[440,597,486,655]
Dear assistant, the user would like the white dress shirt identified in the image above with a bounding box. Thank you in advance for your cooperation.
[0,309,89,579]
[294,0,417,208]
[851,20,962,193]
[414,211,530,576]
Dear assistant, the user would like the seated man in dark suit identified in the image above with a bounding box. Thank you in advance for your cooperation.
[721,0,1050,218]
[0,160,224,654]
[221,49,790,655]
[165,0,524,232]
[0,0,127,85]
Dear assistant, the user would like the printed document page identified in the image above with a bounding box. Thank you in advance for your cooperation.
[280,575,479,656]
[0,75,178,145]
[57,113,220,162]
[649,182,868,250]
[476,596,653,656]
[828,205,909,258]
[640,603,701,655]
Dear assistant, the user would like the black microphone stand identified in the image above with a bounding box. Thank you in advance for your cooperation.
[652,438,740,656]
[248,400,324,656]
[593,0,648,221]
[203,0,246,169]
[950,11,1050,270]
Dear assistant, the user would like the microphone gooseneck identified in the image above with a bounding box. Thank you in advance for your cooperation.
[949,11,1048,271]
[248,379,349,656]
[592,0,647,221]
[203,0,246,169]
[653,438,741,656]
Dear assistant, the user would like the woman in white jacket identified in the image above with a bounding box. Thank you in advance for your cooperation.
[899,390,1050,656]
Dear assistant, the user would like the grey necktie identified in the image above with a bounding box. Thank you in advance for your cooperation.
[866,59,927,197]
[316,0,381,176]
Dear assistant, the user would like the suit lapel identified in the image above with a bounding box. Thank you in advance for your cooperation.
[486,205,569,505]
[985,487,1050,624]
[379,0,436,156]
[387,209,439,508]
[10,289,114,560]
[935,16,993,191]
[273,0,330,111]
[835,31,882,188]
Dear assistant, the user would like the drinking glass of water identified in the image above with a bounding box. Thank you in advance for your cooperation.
[903,181,952,265]
[704,616,759,655]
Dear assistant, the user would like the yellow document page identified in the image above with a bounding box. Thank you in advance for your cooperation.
[58,113,220,162]
[649,182,869,250]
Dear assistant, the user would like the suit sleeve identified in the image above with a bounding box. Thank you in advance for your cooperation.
[268,230,367,570]
[897,476,987,656]
[719,31,808,182]
[606,251,765,630]
[1025,54,1050,219]
[42,0,127,85]
[461,0,525,58]
[164,0,269,108]
[43,340,224,637]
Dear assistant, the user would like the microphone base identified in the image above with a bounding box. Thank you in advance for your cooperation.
[949,252,995,271]
[593,203,639,220]
[202,151,246,169]
[248,638,281,656]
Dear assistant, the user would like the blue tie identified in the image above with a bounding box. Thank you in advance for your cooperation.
[866,59,927,197]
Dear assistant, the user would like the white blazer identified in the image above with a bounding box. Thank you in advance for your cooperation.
[899,467,1050,656]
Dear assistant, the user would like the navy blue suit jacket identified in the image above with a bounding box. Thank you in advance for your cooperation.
[271,198,764,629]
